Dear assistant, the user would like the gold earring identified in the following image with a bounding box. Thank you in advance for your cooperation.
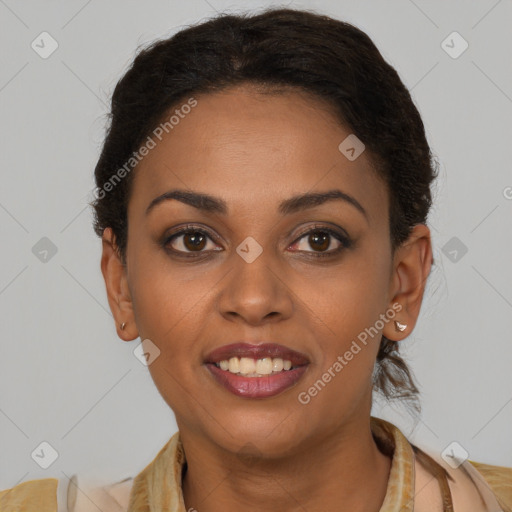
[394,320,407,332]
[120,322,126,331]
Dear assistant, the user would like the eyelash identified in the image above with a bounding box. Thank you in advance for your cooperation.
[162,223,352,259]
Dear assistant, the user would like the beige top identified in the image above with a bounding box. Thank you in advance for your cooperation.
[2,416,511,511]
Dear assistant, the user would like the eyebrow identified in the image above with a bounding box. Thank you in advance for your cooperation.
[145,188,368,221]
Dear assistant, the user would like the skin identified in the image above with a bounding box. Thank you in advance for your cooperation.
[101,84,432,511]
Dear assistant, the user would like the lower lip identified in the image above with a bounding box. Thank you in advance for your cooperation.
[205,363,308,398]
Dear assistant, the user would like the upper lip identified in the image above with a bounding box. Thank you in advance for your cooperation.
[205,342,310,366]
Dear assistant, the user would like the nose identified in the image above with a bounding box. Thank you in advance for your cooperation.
[216,248,294,326]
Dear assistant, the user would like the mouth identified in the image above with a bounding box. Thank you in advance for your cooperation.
[204,342,310,398]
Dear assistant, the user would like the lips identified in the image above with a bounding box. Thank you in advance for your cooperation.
[204,342,310,399]
[206,363,308,398]
[204,342,310,367]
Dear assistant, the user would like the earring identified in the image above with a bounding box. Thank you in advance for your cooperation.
[394,320,407,332]
[120,322,126,331]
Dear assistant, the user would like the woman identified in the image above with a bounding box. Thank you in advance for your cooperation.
[1,7,511,512]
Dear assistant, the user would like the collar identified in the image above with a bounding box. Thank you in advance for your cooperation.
[2,416,507,511]
[131,416,417,512]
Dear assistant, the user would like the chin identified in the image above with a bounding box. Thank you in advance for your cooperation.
[205,411,310,459]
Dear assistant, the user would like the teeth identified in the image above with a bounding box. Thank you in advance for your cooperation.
[215,356,295,376]
[255,357,273,375]
[228,357,240,373]
[272,358,284,372]
[240,357,256,374]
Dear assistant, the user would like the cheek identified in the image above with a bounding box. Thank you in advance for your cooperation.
[128,240,203,337]
[128,251,223,397]
[295,248,391,414]
[304,251,390,349]
[128,260,210,409]
[131,269,205,344]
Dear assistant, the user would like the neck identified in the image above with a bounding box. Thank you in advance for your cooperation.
[180,416,391,512]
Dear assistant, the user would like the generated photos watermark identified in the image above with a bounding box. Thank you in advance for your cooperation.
[93,97,198,200]
[297,302,403,405]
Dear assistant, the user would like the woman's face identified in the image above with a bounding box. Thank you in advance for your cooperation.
[110,85,420,456]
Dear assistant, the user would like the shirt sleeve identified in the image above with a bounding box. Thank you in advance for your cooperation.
[67,475,133,512]
[0,477,59,511]
[469,460,512,512]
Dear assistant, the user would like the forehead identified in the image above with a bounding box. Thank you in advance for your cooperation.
[129,85,388,223]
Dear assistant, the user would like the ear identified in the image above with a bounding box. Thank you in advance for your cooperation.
[383,224,433,341]
[100,227,138,341]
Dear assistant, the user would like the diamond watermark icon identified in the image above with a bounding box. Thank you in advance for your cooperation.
[442,236,468,263]
[441,31,468,59]
[441,441,469,469]
[31,441,59,469]
[338,134,365,161]
[133,338,161,366]
[32,237,58,263]
[236,236,263,263]
[31,32,59,59]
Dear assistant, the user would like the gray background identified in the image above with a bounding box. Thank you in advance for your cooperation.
[1,0,511,489]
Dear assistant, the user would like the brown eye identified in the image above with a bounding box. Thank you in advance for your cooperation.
[290,226,351,257]
[182,231,207,251]
[164,227,219,255]
[307,231,331,252]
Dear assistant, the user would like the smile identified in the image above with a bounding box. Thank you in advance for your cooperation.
[206,362,308,398]
[204,342,310,398]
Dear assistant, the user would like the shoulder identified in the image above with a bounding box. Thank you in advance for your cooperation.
[468,460,512,510]
[0,474,134,512]
[373,415,512,512]
[0,477,59,511]
[414,447,512,512]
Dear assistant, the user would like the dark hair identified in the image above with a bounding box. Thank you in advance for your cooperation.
[91,7,438,415]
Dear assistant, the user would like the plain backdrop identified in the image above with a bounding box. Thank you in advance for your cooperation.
[1,0,511,489]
